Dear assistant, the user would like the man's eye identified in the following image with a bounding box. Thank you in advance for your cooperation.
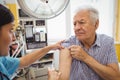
[74,22,76,26]
[74,21,86,26]
[79,21,86,24]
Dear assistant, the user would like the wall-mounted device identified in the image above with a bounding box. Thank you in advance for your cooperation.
[18,9,29,18]
[22,20,47,50]
[24,24,34,43]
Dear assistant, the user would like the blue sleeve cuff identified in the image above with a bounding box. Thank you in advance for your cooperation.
[5,57,20,75]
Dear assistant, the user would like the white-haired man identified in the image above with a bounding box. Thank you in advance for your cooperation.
[59,6,120,80]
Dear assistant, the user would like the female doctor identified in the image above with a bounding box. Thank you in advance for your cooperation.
[0,4,62,80]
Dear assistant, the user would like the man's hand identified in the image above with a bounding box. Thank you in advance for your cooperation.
[69,45,89,61]
[48,68,61,80]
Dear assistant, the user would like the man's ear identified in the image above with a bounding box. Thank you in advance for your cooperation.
[95,19,99,30]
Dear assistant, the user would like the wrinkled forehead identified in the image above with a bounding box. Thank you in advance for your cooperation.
[73,10,90,20]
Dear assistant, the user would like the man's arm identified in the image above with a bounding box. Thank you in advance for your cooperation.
[59,48,72,80]
[69,45,120,80]
[84,56,120,80]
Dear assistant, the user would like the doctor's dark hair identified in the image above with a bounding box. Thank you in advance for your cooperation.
[0,4,14,29]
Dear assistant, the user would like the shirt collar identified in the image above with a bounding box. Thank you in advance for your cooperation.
[93,34,101,47]
[75,34,101,48]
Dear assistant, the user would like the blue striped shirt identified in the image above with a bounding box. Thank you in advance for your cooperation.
[62,34,118,80]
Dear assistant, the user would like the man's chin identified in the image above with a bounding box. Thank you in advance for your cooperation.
[76,36,85,41]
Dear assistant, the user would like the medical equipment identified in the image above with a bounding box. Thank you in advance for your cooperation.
[17,0,70,19]
[16,0,70,80]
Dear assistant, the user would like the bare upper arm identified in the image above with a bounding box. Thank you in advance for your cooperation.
[59,48,72,80]
[60,48,71,58]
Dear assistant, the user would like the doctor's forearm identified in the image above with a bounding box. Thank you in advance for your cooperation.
[19,45,53,68]
[84,56,120,80]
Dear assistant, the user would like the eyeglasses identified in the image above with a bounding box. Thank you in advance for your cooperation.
[0,71,10,80]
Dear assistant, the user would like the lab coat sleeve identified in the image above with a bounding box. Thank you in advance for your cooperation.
[2,57,20,75]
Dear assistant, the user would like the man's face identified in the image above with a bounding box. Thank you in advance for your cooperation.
[73,10,98,41]
[0,22,15,56]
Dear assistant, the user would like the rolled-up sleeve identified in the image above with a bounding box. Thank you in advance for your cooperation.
[61,39,71,48]
[61,36,77,48]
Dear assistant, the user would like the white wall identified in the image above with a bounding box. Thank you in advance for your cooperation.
[0,0,4,4]
[47,11,67,43]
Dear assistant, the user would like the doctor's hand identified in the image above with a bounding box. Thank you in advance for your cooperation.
[50,40,65,50]
[48,68,61,80]
[69,45,89,62]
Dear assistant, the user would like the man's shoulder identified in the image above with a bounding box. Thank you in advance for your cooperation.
[98,34,114,45]
[67,36,76,41]
[62,36,76,48]
[98,34,113,40]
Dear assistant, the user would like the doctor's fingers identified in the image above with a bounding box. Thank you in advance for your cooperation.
[57,40,65,46]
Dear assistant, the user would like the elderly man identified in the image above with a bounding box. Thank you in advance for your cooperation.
[59,6,120,80]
